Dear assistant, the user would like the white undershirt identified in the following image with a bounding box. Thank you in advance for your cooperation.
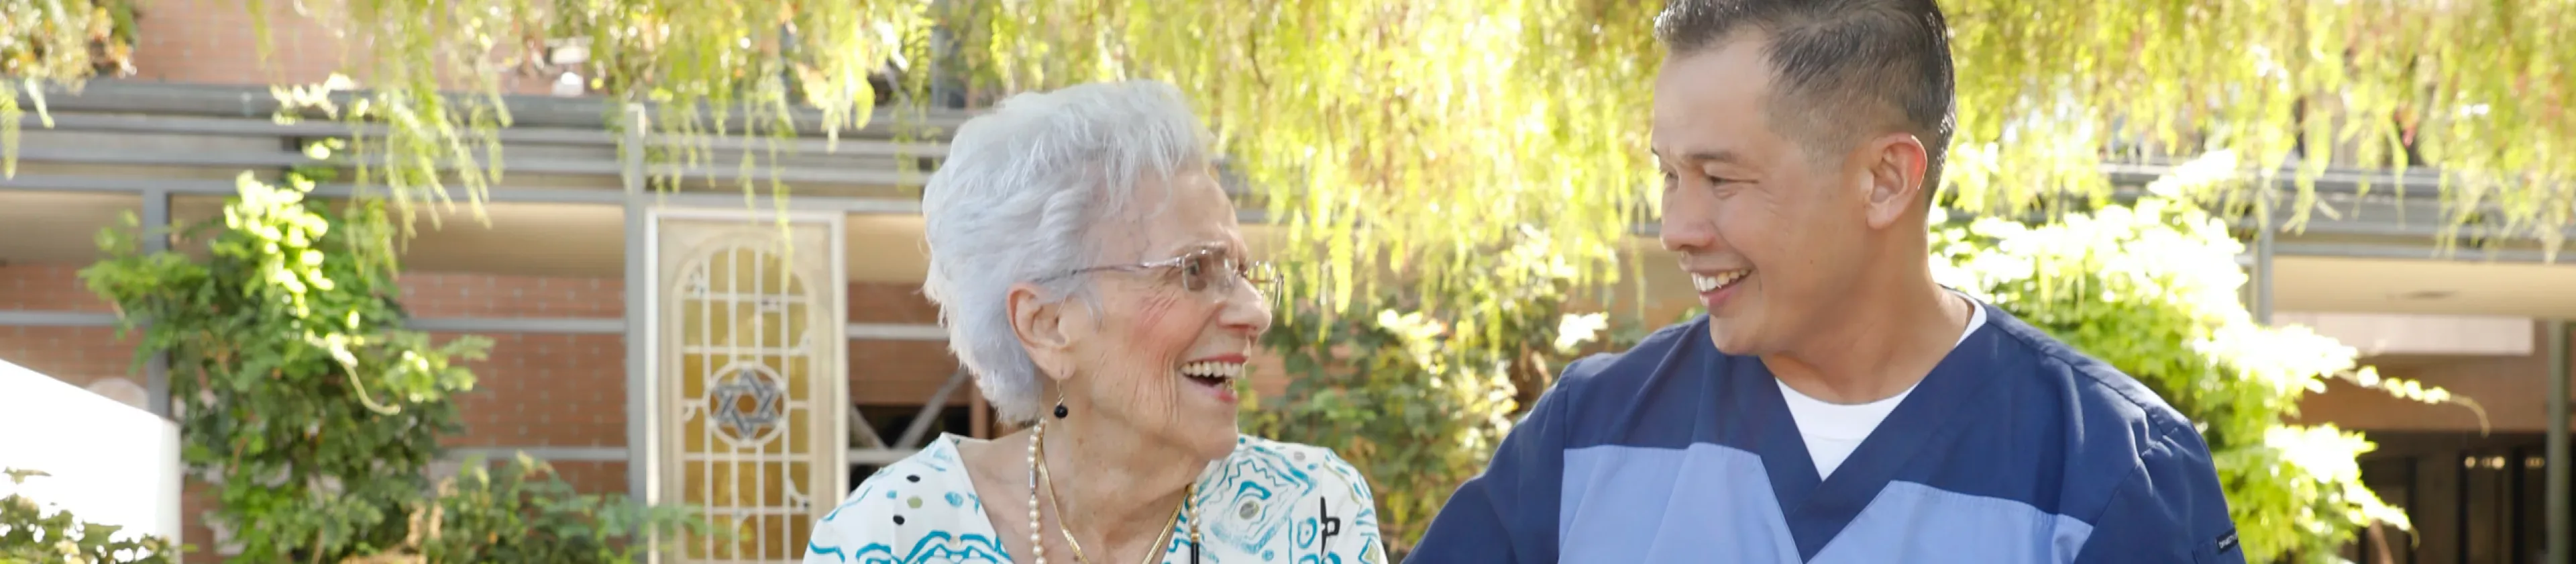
[1777,293,1988,479]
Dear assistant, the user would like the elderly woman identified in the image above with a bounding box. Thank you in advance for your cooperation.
[802,81,1386,564]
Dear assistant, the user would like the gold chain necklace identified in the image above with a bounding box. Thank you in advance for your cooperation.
[1026,421,1203,564]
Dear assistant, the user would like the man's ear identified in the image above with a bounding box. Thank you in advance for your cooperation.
[1008,282,1078,384]
[1862,132,1931,229]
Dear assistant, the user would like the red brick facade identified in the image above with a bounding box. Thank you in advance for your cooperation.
[125,0,569,94]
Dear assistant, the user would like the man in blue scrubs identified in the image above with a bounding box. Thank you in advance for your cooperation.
[1407,1,2245,562]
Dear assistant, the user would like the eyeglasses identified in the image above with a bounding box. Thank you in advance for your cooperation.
[1039,247,1277,295]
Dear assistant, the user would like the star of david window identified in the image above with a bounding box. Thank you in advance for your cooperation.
[708,365,787,444]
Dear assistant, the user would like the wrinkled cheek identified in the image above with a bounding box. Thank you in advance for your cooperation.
[1114,291,1199,426]
[1126,291,1203,362]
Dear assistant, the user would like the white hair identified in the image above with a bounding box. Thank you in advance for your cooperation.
[918,80,1214,424]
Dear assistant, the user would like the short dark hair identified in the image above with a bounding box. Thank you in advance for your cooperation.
[1655,0,1957,201]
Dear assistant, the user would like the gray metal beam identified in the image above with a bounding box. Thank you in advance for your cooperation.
[407,317,623,334]
[0,310,655,334]
[2549,319,2570,564]
[0,173,936,213]
[894,371,970,450]
[849,404,889,450]
[847,449,915,466]
[655,136,949,159]
[0,173,628,203]
[1623,189,2576,244]
[16,80,978,136]
[849,323,947,340]
[2102,159,2461,198]
[7,146,627,176]
[2254,207,2276,325]
[0,167,2555,238]
[442,446,629,463]
[13,111,947,158]
[647,164,916,187]
[2268,242,2569,265]
[13,112,614,146]
[643,191,922,214]
[619,103,656,504]
[0,311,116,326]
[1,311,977,348]
[12,146,943,184]
[142,189,170,420]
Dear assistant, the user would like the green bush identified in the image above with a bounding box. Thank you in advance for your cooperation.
[0,469,180,564]
[81,173,702,563]
[374,455,710,564]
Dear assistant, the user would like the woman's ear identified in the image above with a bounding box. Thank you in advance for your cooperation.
[1008,282,1078,383]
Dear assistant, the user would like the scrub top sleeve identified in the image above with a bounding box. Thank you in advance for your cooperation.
[2071,424,2246,564]
[1404,355,1595,564]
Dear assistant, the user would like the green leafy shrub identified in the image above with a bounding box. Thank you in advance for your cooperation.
[81,174,702,563]
[84,173,477,561]
[0,469,180,564]
[347,455,711,564]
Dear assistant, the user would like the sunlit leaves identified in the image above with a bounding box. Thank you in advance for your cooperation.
[80,174,490,561]
[963,0,1657,337]
[4,0,2566,279]
[229,0,933,235]
[0,0,138,177]
[1,467,178,563]
[1943,0,2573,256]
[405,455,714,562]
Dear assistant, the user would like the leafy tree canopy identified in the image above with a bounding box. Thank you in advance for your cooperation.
[1,0,2565,316]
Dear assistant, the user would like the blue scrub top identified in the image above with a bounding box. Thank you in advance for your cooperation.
[1407,302,2246,563]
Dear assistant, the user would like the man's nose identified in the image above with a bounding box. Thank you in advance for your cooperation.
[1660,197,1717,252]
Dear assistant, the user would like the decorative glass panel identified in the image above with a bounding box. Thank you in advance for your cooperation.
[659,218,844,563]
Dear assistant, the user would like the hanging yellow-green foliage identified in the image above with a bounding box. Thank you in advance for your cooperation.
[0,0,138,177]
[0,0,2566,317]
[945,0,2571,338]
[237,0,934,233]
[961,0,1666,345]
[1939,0,2575,256]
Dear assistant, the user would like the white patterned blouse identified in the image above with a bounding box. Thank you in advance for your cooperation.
[802,434,1388,564]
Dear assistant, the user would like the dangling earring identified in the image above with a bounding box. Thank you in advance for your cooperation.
[1052,391,1069,420]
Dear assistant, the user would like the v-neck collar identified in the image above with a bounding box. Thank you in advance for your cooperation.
[1729,303,2011,561]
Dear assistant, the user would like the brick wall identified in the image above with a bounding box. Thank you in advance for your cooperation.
[436,332,628,449]
[398,273,633,467]
[0,263,133,389]
[125,0,566,95]
[0,325,136,390]
[401,273,629,319]
[847,281,970,406]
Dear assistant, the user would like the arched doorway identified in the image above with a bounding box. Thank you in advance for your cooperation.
[653,210,847,562]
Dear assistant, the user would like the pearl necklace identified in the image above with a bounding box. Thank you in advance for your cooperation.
[1026,421,1202,564]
